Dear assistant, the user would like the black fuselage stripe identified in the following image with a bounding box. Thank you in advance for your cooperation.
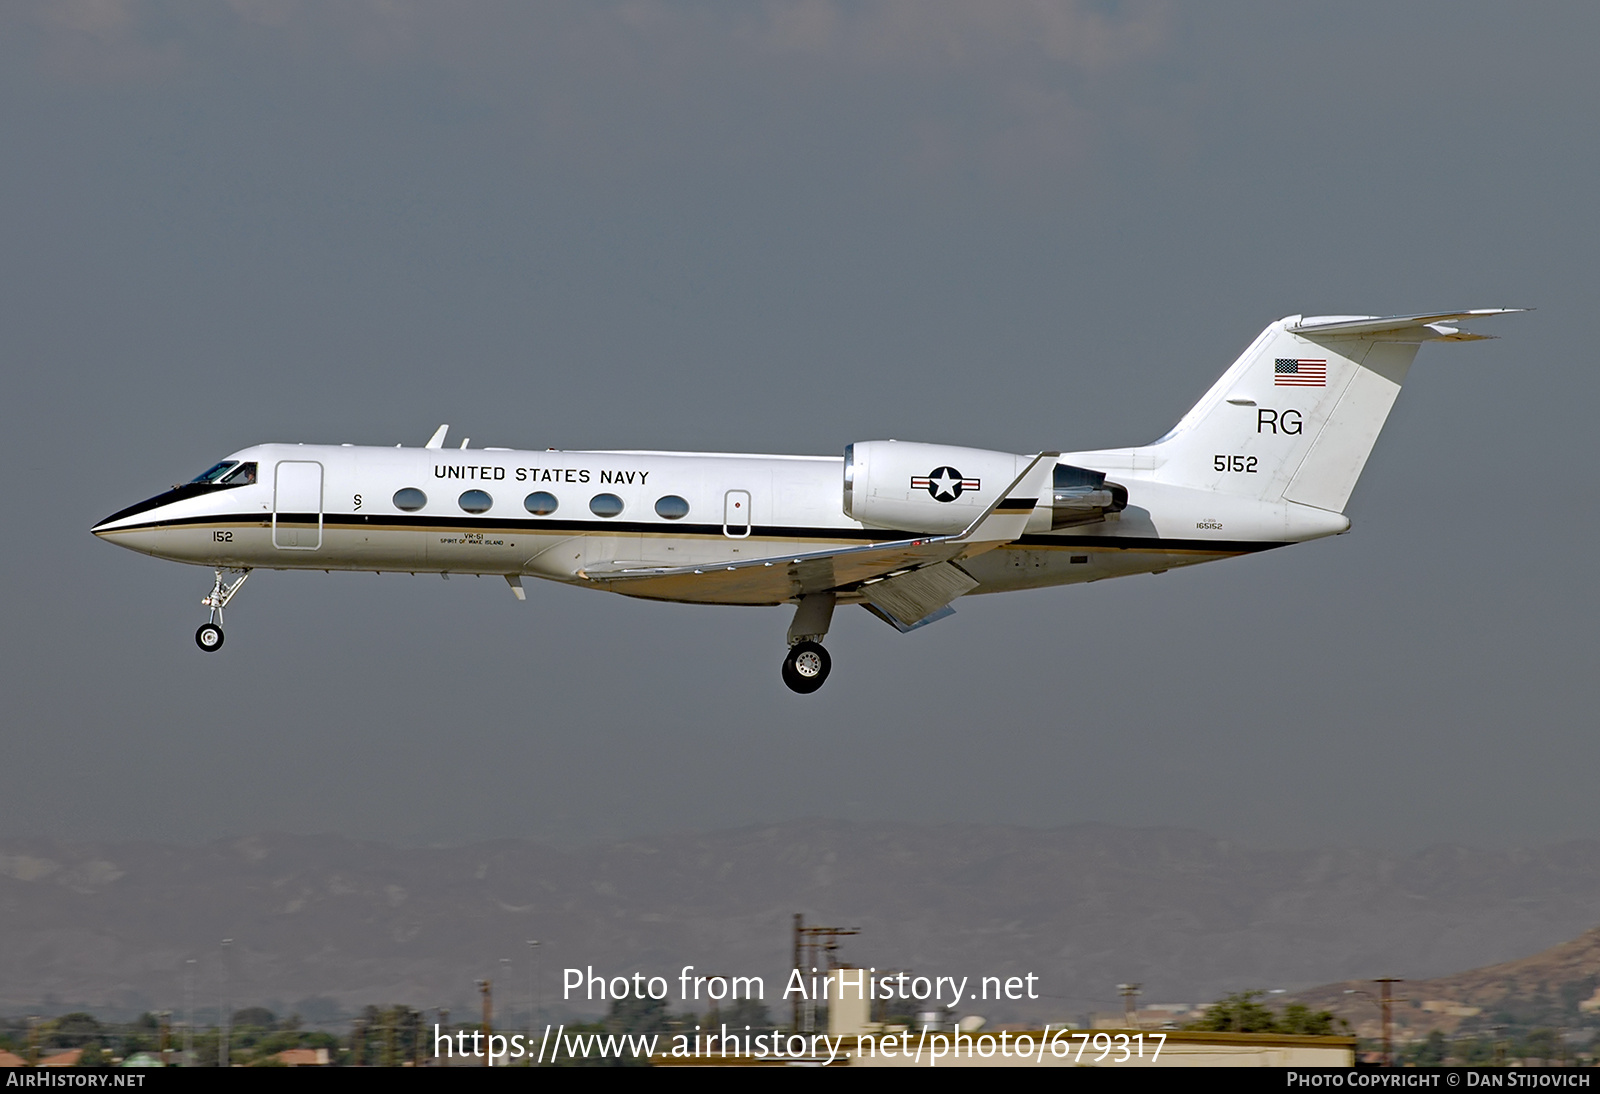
[94,482,252,527]
[98,511,1288,554]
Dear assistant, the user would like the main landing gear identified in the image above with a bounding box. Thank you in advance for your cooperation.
[196,568,250,653]
[781,592,836,694]
[782,642,831,693]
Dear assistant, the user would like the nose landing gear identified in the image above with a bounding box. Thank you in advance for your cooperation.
[196,568,250,653]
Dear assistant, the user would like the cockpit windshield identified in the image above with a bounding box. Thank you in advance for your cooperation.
[186,461,257,488]
[190,462,238,484]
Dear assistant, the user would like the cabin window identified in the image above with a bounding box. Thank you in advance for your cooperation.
[458,489,493,514]
[524,492,558,516]
[393,488,427,512]
[589,493,624,518]
[189,462,238,484]
[219,462,257,485]
[654,495,690,520]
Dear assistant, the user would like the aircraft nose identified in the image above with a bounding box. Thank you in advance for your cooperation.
[92,507,135,536]
[90,512,128,537]
[91,508,130,536]
[92,487,184,536]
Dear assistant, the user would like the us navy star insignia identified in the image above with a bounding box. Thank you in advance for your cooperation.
[911,466,980,501]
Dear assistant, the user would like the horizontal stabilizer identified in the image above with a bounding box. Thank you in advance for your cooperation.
[1287,309,1528,340]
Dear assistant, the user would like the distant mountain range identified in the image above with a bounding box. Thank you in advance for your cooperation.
[1292,925,1600,1040]
[3,823,1600,1026]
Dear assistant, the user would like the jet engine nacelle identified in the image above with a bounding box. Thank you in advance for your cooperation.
[842,440,1033,534]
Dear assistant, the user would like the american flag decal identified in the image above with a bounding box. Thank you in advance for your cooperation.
[1274,358,1328,386]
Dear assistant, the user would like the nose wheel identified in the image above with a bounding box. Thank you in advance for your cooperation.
[782,641,831,694]
[196,568,250,653]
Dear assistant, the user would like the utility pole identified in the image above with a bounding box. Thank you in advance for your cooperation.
[1376,978,1403,1067]
[527,940,540,1062]
[791,916,860,1034]
[501,956,513,1061]
[792,914,802,1034]
[219,938,233,1068]
[1346,979,1407,1066]
[184,958,196,1066]
[478,979,493,1068]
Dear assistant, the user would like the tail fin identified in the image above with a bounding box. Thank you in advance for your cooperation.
[1148,310,1524,513]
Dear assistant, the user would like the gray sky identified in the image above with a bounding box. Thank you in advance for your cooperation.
[2,1,1595,850]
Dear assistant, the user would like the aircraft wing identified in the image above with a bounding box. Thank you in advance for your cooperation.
[582,452,1059,605]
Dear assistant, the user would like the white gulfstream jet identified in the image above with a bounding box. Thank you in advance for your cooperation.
[93,309,1522,692]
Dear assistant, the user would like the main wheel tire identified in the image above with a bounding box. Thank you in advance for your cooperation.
[781,640,831,694]
[195,624,225,652]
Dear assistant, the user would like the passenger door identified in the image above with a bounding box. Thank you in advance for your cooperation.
[273,461,324,550]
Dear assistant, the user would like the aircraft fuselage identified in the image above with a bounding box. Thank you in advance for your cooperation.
[92,442,1347,606]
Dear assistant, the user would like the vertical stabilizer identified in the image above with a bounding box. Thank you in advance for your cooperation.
[1146,310,1521,513]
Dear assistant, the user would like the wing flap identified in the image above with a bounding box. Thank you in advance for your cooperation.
[582,535,972,604]
[859,561,979,627]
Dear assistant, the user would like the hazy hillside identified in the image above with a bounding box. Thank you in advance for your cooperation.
[1293,925,1600,1040]
[3,823,1600,1024]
